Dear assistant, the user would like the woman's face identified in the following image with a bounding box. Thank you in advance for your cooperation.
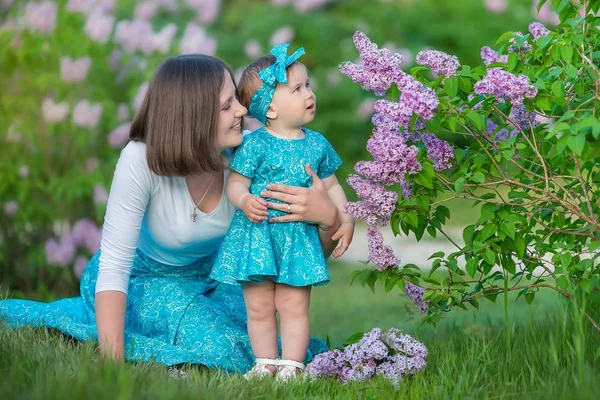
[216,71,247,150]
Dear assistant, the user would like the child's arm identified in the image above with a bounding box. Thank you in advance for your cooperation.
[227,171,268,223]
[321,174,355,258]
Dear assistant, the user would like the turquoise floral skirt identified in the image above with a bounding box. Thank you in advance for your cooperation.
[0,250,328,372]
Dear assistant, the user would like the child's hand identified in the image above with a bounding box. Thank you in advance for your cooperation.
[331,221,355,258]
[241,194,268,223]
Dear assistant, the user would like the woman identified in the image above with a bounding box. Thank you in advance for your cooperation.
[0,54,341,372]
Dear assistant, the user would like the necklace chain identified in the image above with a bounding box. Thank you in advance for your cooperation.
[190,173,217,223]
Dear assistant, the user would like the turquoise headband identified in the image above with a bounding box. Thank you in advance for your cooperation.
[248,43,305,124]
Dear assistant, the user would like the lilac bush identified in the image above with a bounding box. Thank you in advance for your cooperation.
[340,0,600,333]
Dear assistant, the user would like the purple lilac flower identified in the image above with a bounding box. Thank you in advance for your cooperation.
[339,31,405,96]
[508,32,532,54]
[397,74,439,121]
[344,175,398,226]
[405,281,429,314]
[487,118,498,133]
[306,349,343,379]
[474,68,537,106]
[485,0,507,13]
[4,201,18,216]
[509,104,539,133]
[380,328,429,358]
[269,26,294,46]
[354,123,422,186]
[494,127,515,143]
[45,232,76,267]
[376,350,427,384]
[73,256,89,278]
[415,50,460,80]
[480,46,508,66]
[372,101,411,130]
[307,328,428,384]
[339,360,376,383]
[528,22,550,40]
[421,134,454,171]
[366,227,400,270]
[356,328,389,360]
[93,184,108,205]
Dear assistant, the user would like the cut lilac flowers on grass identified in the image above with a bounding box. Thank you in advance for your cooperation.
[306,327,427,384]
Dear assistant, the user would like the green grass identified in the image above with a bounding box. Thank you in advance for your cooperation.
[1,262,599,399]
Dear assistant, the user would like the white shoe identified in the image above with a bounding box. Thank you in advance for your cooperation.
[276,359,305,383]
[243,358,278,380]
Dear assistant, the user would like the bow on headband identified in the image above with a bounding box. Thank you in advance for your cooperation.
[248,43,305,124]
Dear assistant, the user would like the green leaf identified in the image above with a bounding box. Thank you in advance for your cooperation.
[483,249,496,265]
[514,235,525,258]
[567,134,586,156]
[557,275,570,291]
[448,116,458,132]
[507,191,532,199]
[556,134,570,153]
[444,76,458,98]
[463,225,475,245]
[581,278,592,294]
[577,117,597,132]
[555,0,570,13]
[466,258,478,278]
[472,172,485,184]
[429,251,445,259]
[536,97,552,111]
[495,31,515,46]
[525,291,535,305]
[560,253,573,268]
[558,111,575,123]
[414,169,434,189]
[481,224,497,241]
[501,222,516,239]
[467,110,485,130]
[349,269,365,286]
[507,53,519,71]
[385,276,397,293]
[345,331,365,344]
[551,81,565,97]
[504,257,516,274]
[560,45,573,63]
[455,177,465,194]
[545,122,569,139]
[391,83,399,102]
[367,271,377,293]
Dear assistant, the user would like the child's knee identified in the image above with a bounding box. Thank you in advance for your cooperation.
[275,296,309,318]
[246,299,276,320]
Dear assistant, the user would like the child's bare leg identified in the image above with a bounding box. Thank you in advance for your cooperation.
[274,284,311,363]
[242,280,278,373]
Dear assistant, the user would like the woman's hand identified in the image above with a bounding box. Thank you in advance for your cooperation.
[261,163,339,229]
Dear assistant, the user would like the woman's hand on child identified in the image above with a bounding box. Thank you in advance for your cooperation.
[261,163,338,227]
[241,194,269,223]
[331,221,355,258]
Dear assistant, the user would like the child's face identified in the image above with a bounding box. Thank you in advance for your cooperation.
[269,63,316,128]
[216,71,247,150]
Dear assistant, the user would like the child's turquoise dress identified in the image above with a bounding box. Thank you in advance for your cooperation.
[210,127,342,287]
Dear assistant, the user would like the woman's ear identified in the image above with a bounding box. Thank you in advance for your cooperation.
[266,104,277,120]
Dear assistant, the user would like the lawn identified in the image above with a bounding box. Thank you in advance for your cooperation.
[1,261,599,399]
